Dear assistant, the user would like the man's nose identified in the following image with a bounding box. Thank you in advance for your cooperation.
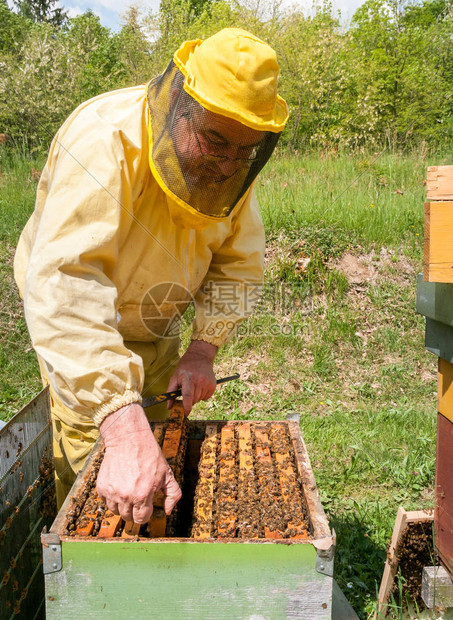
[216,155,240,177]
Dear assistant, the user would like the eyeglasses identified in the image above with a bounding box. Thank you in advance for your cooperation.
[189,114,260,167]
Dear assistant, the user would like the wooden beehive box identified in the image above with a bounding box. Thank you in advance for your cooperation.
[418,165,453,580]
[42,406,334,619]
[0,389,56,619]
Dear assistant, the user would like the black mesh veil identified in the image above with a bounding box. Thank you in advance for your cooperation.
[146,61,281,220]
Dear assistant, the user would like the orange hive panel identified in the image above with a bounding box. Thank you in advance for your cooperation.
[269,424,309,539]
[97,511,123,538]
[148,406,188,538]
[216,424,237,537]
[254,425,285,539]
[191,424,219,539]
[237,423,259,538]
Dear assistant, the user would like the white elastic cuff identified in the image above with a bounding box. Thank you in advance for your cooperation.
[92,390,142,427]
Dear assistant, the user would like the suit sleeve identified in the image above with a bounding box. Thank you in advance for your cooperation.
[23,116,145,426]
[191,189,265,348]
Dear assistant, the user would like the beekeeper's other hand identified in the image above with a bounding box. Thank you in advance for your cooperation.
[166,339,217,414]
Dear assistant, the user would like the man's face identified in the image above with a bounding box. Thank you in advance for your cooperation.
[172,97,265,189]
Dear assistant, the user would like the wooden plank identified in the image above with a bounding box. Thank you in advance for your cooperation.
[427,165,453,201]
[422,565,453,608]
[149,419,167,536]
[0,388,51,477]
[287,421,330,540]
[424,201,453,283]
[152,422,166,447]
[148,405,188,536]
[375,508,434,618]
[151,417,184,509]
[45,539,332,619]
[425,318,453,363]
[375,507,408,617]
[435,413,453,576]
[438,358,453,422]
[192,424,219,539]
[147,509,166,538]
[255,425,284,539]
[416,273,453,327]
[269,423,309,539]
[161,416,184,460]
[152,493,164,510]
[216,424,237,537]
[332,580,360,619]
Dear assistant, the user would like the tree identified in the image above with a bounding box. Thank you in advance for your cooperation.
[0,2,31,54]
[350,0,453,147]
[116,6,153,85]
[13,0,68,28]
[63,11,124,101]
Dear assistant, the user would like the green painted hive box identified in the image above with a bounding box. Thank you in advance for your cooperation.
[42,417,335,619]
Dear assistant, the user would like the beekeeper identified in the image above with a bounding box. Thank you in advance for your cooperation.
[14,28,288,522]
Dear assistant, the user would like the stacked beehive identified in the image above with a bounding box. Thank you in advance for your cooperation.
[418,165,453,580]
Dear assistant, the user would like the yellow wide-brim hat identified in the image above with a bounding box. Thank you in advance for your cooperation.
[173,28,289,133]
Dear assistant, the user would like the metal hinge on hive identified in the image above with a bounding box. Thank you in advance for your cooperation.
[314,534,336,577]
[41,529,62,574]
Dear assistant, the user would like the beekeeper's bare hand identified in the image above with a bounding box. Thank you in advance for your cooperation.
[167,340,217,414]
[97,403,181,523]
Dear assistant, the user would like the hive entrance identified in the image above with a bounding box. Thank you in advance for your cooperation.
[63,406,312,540]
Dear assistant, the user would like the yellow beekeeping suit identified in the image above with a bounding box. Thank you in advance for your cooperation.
[14,28,288,504]
[14,85,265,501]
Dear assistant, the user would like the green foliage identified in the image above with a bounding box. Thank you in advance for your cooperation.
[257,150,438,250]
[115,6,153,85]
[63,12,125,100]
[0,11,127,147]
[270,7,351,148]
[347,0,453,147]
[0,2,31,53]
[0,151,44,418]
[0,0,452,150]
[13,0,68,27]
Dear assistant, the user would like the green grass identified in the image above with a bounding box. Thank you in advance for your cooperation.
[258,149,450,252]
[0,149,46,243]
[0,148,443,617]
[0,149,45,418]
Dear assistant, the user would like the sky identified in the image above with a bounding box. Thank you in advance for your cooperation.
[57,0,366,31]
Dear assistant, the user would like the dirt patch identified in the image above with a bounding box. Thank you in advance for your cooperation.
[420,487,435,504]
[420,368,437,384]
[225,352,269,383]
[334,248,419,291]
[336,253,377,286]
